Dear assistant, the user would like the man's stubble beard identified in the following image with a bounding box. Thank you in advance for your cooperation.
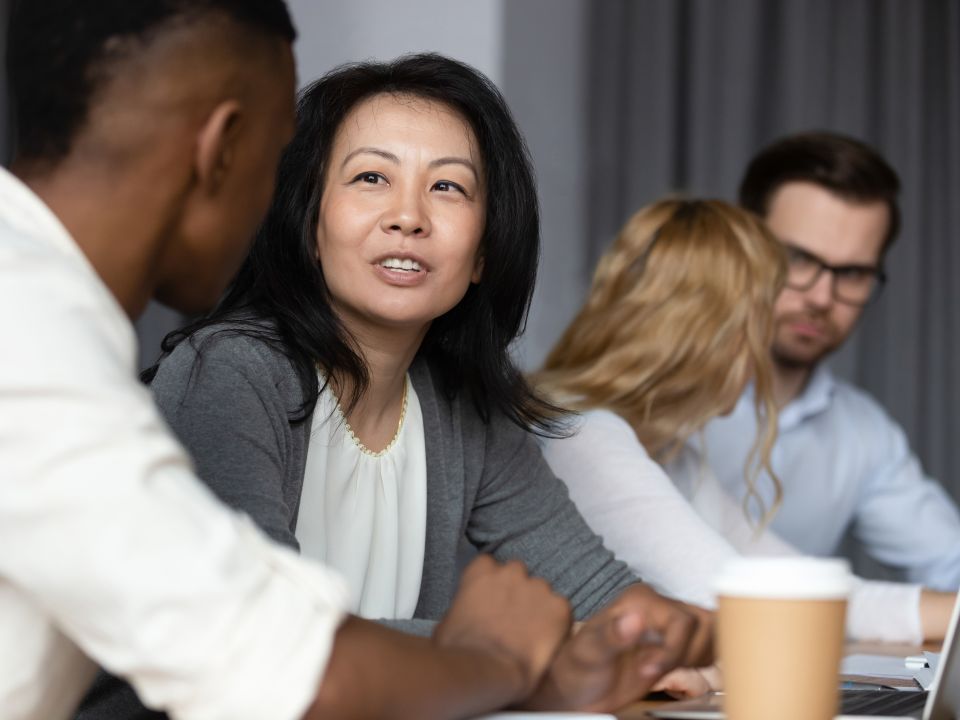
[771,342,822,371]
[770,315,842,372]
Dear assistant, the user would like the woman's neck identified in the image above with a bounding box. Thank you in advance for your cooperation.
[334,319,429,453]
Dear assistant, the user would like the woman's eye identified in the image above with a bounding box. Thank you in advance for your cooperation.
[433,180,466,195]
[353,172,384,185]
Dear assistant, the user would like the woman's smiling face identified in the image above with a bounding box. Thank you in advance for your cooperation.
[316,92,486,337]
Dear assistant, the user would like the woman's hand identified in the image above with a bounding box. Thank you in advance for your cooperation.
[652,663,723,699]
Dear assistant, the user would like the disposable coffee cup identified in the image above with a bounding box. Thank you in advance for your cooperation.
[715,557,852,720]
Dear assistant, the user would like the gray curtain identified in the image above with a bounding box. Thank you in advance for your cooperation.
[586,0,960,509]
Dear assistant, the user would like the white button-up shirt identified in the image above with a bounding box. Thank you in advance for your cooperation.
[701,365,960,590]
[0,167,348,720]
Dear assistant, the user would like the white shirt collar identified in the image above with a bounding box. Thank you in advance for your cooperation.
[0,166,83,259]
[0,166,131,325]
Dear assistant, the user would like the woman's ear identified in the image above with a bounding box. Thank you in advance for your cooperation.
[194,99,243,194]
[471,253,485,284]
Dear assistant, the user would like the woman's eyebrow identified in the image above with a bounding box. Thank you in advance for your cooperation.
[340,147,399,169]
[340,147,478,180]
[429,156,478,180]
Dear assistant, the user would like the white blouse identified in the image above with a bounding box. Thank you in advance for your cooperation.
[542,408,923,644]
[297,375,427,620]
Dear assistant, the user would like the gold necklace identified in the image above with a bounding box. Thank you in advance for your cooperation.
[336,378,409,458]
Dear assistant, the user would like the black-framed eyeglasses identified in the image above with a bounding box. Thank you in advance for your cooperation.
[783,244,886,306]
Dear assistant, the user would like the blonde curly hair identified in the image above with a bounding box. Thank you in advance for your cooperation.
[534,198,786,525]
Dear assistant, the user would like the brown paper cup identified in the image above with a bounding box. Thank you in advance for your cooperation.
[715,557,852,720]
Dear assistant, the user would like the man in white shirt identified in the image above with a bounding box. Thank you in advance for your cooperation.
[703,131,960,591]
[0,2,586,718]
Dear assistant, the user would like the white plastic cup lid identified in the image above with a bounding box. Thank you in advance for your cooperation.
[714,556,853,600]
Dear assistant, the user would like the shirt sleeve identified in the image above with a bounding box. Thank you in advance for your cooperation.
[0,248,348,719]
[541,411,739,609]
[541,411,924,643]
[849,402,960,590]
[688,443,925,644]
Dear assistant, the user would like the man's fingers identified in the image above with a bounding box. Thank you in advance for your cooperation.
[636,628,664,646]
[632,610,696,680]
[566,611,645,668]
[581,600,693,675]
[679,603,715,666]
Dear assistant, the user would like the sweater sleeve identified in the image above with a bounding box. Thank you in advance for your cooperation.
[465,410,637,621]
[151,332,304,550]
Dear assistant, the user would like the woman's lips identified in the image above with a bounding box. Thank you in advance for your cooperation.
[372,256,429,287]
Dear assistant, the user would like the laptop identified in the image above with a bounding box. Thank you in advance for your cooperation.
[650,591,960,719]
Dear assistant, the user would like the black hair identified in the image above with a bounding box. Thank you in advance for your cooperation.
[739,131,901,261]
[6,0,296,165]
[148,52,563,435]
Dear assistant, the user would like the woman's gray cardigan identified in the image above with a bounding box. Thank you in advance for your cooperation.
[153,329,638,630]
[75,328,637,719]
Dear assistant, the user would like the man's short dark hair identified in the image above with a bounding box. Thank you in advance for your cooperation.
[6,0,296,166]
[739,131,901,259]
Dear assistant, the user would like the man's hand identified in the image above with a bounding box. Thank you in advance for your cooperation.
[522,584,714,712]
[433,555,572,700]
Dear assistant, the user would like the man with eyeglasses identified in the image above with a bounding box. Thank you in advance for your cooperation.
[701,131,960,598]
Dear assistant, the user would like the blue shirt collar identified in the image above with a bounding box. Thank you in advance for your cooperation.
[779,364,836,430]
[736,364,836,431]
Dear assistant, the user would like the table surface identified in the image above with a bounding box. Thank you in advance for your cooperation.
[613,641,938,719]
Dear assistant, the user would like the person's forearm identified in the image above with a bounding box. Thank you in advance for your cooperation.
[920,590,956,642]
[303,616,527,720]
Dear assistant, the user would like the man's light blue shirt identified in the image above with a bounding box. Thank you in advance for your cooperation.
[701,364,960,590]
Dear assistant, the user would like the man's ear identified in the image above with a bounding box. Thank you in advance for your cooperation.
[194,99,243,194]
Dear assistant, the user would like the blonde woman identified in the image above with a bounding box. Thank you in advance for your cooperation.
[535,198,952,650]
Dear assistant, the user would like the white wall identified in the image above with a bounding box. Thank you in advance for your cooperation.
[286,1,504,87]
[502,0,589,369]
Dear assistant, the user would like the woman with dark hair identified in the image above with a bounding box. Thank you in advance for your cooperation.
[153,52,552,435]
[79,54,712,718]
